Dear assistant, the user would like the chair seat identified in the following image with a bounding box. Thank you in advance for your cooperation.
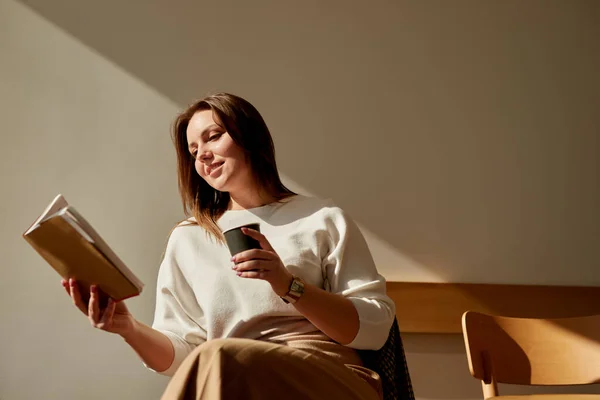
[487,395,600,400]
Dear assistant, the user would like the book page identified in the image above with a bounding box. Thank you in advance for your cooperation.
[60,209,94,243]
[24,194,69,235]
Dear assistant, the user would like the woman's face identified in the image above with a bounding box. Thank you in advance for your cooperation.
[186,109,254,194]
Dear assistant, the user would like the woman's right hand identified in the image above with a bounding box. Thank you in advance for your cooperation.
[62,278,137,338]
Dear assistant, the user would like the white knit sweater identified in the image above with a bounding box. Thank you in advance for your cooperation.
[149,195,396,376]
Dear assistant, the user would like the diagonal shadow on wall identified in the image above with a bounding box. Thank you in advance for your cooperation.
[16,0,600,285]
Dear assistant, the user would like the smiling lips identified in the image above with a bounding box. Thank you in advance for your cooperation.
[206,161,224,176]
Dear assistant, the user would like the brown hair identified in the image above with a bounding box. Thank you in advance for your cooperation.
[171,92,296,241]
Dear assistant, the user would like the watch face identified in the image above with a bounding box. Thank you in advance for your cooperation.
[291,281,301,292]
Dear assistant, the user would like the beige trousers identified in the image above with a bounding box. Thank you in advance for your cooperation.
[160,338,382,400]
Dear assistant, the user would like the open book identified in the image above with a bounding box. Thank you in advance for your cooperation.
[23,194,144,302]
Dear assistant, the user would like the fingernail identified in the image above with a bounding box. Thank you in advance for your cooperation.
[90,285,96,292]
[236,271,242,276]
[231,265,237,270]
[230,256,236,262]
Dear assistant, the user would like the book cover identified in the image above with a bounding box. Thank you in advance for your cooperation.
[23,194,143,302]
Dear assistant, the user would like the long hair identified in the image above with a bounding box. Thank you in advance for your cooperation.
[171,92,296,241]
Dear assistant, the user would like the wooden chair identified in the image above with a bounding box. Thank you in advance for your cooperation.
[461,311,600,399]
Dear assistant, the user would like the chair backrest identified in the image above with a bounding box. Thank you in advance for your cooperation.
[462,311,600,397]
[359,317,415,400]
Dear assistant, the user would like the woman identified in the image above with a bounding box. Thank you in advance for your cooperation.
[63,92,396,400]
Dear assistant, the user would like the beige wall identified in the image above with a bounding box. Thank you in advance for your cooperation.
[1,0,598,399]
[0,1,178,398]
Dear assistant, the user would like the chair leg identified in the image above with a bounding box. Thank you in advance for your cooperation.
[482,377,498,399]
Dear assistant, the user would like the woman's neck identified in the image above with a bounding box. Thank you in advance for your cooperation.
[228,189,277,211]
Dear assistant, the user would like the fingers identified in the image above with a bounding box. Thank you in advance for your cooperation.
[241,227,273,251]
[88,285,100,324]
[233,260,267,272]
[68,279,88,315]
[232,248,272,264]
[62,279,116,331]
[99,299,116,328]
[236,269,269,279]
[61,279,70,296]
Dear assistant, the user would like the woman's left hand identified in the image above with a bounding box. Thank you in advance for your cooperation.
[231,227,293,297]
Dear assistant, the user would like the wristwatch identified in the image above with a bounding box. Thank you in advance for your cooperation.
[281,275,305,304]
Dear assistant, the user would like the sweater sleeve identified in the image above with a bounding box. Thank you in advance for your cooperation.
[322,206,396,350]
[147,226,207,377]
